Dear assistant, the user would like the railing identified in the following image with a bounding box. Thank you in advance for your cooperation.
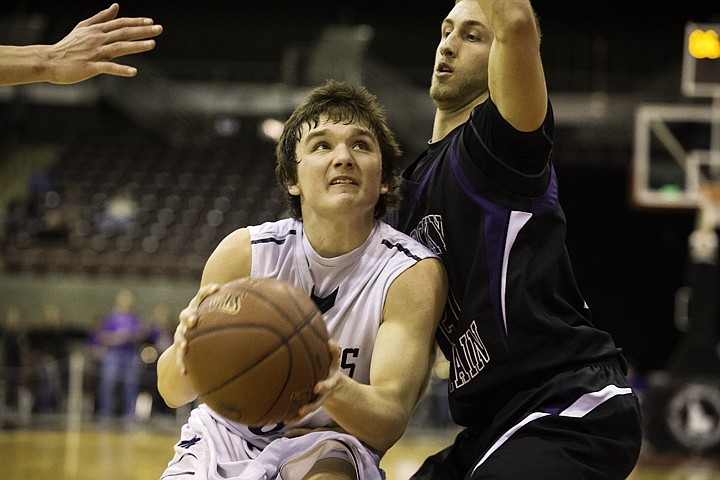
[0,345,190,431]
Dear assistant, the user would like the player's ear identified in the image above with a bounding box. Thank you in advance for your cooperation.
[380,184,389,194]
[287,183,301,196]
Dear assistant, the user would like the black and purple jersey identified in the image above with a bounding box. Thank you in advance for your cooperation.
[388,97,624,428]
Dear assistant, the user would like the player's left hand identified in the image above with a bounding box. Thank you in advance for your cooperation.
[174,283,220,375]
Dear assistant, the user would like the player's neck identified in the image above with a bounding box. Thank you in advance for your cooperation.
[303,215,375,258]
[432,93,487,142]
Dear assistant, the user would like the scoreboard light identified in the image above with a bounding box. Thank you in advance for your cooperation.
[682,22,720,97]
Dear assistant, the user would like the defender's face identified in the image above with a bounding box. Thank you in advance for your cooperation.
[289,116,387,220]
[430,0,492,108]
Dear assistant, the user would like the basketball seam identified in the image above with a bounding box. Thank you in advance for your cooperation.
[244,284,324,421]
[197,290,317,398]
[280,284,330,389]
[191,279,329,424]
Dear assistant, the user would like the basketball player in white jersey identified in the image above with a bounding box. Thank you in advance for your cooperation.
[157,80,448,480]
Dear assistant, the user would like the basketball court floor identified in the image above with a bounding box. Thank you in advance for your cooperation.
[1,421,719,479]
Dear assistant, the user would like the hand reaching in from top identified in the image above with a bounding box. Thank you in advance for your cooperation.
[0,3,163,86]
[47,3,163,84]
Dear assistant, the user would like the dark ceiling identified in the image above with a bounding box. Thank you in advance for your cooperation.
[1,1,718,88]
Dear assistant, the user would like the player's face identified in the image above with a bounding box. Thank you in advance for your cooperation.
[289,116,387,220]
[430,0,492,109]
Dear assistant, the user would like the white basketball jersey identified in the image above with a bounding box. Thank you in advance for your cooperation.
[210,218,436,446]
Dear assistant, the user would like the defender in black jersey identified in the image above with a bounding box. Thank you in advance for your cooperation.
[387,1,642,478]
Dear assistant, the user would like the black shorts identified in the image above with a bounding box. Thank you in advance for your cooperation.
[411,362,643,480]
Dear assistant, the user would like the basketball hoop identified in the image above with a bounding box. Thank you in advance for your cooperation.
[633,22,720,212]
[689,183,720,263]
[698,182,720,229]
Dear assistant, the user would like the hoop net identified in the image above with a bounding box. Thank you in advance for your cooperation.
[698,182,720,230]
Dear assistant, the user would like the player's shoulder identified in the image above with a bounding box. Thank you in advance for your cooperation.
[385,243,447,309]
[247,217,300,242]
[376,220,438,261]
[204,228,253,281]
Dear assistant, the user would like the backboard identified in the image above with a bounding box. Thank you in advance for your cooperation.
[632,104,718,210]
[632,22,720,211]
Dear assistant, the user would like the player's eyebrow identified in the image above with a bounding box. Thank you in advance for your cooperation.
[302,128,327,144]
[347,126,375,140]
[442,18,489,33]
[303,126,375,145]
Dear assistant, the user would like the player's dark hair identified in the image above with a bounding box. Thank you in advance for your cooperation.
[275,79,402,220]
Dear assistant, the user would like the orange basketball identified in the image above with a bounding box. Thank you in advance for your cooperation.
[184,277,331,426]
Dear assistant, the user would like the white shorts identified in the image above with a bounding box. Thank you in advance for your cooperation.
[160,406,384,480]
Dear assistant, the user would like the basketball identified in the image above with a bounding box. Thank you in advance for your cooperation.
[183,277,331,426]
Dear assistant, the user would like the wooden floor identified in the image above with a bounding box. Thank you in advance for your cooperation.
[1,423,720,479]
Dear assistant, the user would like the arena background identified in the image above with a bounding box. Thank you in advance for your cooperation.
[1,1,720,478]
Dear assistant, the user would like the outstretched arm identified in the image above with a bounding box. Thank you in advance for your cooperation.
[478,0,546,132]
[0,3,162,86]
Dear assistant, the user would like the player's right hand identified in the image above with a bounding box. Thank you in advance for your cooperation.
[284,340,342,424]
[174,283,220,374]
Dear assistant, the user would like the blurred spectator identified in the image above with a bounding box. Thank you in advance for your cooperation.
[146,303,173,356]
[35,208,70,246]
[59,183,85,227]
[0,306,29,427]
[2,192,33,248]
[98,185,138,236]
[26,304,87,414]
[3,170,72,249]
[93,289,144,427]
[27,168,57,208]
[141,303,174,417]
